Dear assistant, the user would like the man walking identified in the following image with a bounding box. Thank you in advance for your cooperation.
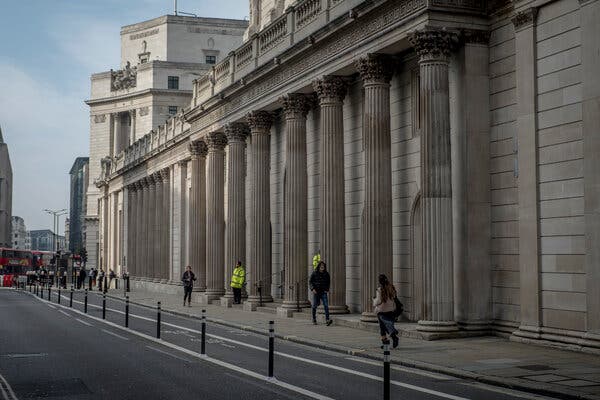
[230,261,246,304]
[309,261,333,326]
[181,265,196,307]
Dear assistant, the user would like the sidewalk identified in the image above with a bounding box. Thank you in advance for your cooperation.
[103,287,600,400]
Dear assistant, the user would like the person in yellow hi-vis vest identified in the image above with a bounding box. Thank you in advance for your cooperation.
[312,250,321,270]
[230,261,246,304]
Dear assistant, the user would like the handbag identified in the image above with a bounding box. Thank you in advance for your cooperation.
[393,296,404,318]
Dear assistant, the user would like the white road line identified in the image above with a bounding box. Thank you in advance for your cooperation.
[58,310,70,317]
[146,345,191,363]
[0,372,18,400]
[101,329,129,341]
[75,318,92,327]
[46,304,56,309]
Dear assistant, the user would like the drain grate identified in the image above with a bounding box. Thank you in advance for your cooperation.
[12,378,91,398]
[518,364,556,371]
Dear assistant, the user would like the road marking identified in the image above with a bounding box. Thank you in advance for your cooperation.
[58,310,70,317]
[102,329,129,341]
[0,372,18,400]
[345,357,454,381]
[46,304,56,309]
[145,346,192,363]
[75,318,92,327]
[1,353,47,359]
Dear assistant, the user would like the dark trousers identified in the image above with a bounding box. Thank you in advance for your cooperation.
[311,292,330,321]
[233,288,242,304]
[183,286,193,304]
[377,312,398,337]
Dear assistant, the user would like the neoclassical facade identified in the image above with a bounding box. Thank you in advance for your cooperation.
[94,0,600,350]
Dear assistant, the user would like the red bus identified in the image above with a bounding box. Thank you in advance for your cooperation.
[32,251,54,268]
[0,248,33,287]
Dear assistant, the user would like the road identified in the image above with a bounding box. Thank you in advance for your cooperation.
[0,288,560,400]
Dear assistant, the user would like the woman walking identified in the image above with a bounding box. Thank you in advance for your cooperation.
[373,274,399,348]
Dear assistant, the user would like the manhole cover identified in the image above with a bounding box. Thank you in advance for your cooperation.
[12,378,91,398]
[518,365,556,371]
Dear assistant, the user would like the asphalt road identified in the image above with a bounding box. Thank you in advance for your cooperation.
[0,287,561,400]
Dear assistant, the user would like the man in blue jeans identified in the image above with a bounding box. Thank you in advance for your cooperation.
[309,261,333,326]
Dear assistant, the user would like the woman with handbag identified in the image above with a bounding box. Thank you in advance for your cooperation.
[373,274,400,348]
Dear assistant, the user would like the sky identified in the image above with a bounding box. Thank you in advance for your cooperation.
[0,0,248,233]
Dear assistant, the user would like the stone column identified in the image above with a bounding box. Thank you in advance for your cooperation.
[354,54,394,322]
[127,185,135,276]
[409,30,458,332]
[222,122,249,305]
[161,168,170,282]
[153,172,163,282]
[136,181,145,279]
[175,160,188,283]
[147,175,157,280]
[246,111,274,310]
[205,132,227,300]
[189,141,208,291]
[279,94,312,316]
[313,76,349,314]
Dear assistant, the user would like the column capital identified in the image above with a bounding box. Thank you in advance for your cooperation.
[225,122,250,143]
[153,172,163,183]
[313,76,347,104]
[354,54,395,84]
[147,175,157,186]
[140,177,149,188]
[205,132,227,151]
[408,29,459,62]
[160,168,169,181]
[188,140,208,158]
[280,93,313,119]
[511,8,538,30]
[246,111,274,133]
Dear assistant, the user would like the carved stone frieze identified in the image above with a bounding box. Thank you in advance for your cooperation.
[93,114,106,124]
[111,61,137,91]
[205,132,228,150]
[280,93,312,118]
[224,122,250,143]
[460,28,491,45]
[188,140,208,157]
[139,106,149,116]
[354,54,395,84]
[246,111,274,133]
[511,8,538,30]
[408,28,459,61]
[313,76,347,103]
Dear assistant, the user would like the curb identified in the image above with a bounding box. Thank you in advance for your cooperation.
[97,291,594,400]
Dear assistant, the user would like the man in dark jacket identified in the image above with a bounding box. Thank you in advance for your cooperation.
[309,261,332,326]
[182,265,196,307]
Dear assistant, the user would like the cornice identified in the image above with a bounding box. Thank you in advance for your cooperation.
[86,89,192,106]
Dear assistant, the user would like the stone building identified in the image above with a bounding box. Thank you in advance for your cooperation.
[93,0,600,351]
[69,157,89,253]
[30,230,65,252]
[0,127,12,248]
[84,15,248,270]
[11,216,27,249]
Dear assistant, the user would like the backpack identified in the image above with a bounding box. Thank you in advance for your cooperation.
[393,296,404,318]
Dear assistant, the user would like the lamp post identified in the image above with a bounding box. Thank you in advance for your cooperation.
[44,208,67,281]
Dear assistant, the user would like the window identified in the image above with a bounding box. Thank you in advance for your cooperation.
[168,76,179,90]
[205,55,217,64]
[168,106,178,115]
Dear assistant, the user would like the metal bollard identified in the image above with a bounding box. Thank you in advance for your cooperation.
[268,320,275,378]
[69,288,73,308]
[125,296,129,328]
[383,343,391,400]
[84,289,88,313]
[102,294,106,320]
[58,288,61,304]
[201,309,206,355]
[156,302,161,339]
[41,285,44,299]
[48,287,51,300]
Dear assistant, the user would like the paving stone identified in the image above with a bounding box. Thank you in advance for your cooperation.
[521,374,570,382]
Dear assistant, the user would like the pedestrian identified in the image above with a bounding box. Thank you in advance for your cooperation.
[98,268,105,291]
[108,269,116,289]
[230,261,246,304]
[79,268,87,290]
[309,261,332,326]
[373,274,399,349]
[181,265,196,307]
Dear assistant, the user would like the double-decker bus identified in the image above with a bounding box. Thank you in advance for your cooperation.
[32,250,54,268]
[0,248,33,287]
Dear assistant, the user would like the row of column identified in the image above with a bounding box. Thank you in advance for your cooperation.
[127,169,170,282]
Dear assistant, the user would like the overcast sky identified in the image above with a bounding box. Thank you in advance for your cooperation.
[0,0,247,232]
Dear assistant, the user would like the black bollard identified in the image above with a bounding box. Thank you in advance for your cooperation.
[125,296,129,328]
[104,276,108,294]
[58,288,61,304]
[156,302,161,339]
[268,321,275,378]
[48,287,51,300]
[102,294,106,320]
[69,288,73,308]
[84,289,88,313]
[383,343,390,400]
[41,285,44,299]
[201,309,206,355]
[258,282,263,307]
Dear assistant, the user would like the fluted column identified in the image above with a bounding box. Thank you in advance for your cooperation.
[224,123,249,300]
[147,175,157,280]
[355,54,394,322]
[246,111,274,307]
[205,132,227,300]
[161,168,170,282]
[127,185,136,276]
[314,76,349,314]
[409,29,458,332]
[281,94,312,311]
[134,181,142,278]
[140,178,150,279]
[154,172,164,282]
[189,141,208,291]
